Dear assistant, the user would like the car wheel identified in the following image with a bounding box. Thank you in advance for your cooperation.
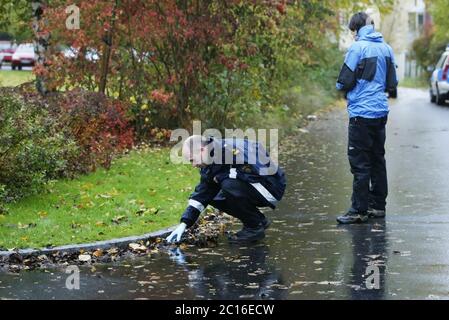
[430,89,436,103]
[436,87,446,106]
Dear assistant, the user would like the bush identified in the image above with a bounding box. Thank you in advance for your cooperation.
[0,87,135,203]
[0,89,79,201]
[51,89,134,172]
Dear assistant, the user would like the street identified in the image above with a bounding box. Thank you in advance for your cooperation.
[0,65,32,71]
[1,87,449,299]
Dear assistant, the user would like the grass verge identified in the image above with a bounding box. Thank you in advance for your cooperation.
[399,76,428,89]
[0,147,197,249]
[0,70,35,87]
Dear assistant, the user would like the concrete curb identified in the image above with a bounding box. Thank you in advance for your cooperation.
[0,226,175,258]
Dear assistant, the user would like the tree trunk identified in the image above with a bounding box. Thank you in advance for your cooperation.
[31,1,49,95]
[99,0,119,94]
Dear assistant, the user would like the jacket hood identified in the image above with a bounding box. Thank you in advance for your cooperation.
[357,25,384,43]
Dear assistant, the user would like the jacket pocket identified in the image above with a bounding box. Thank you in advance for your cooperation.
[356,57,377,81]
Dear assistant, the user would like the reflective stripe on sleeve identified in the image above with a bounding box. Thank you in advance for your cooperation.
[188,199,205,212]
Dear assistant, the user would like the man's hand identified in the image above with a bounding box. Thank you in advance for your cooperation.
[166,222,187,243]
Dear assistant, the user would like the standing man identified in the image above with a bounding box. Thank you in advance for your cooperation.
[166,135,286,243]
[336,12,398,224]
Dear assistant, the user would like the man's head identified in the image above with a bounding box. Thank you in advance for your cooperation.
[182,135,212,168]
[349,12,374,34]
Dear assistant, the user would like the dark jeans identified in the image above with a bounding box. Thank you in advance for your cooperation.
[210,178,270,228]
[348,116,388,213]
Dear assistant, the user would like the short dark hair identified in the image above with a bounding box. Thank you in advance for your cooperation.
[349,12,374,33]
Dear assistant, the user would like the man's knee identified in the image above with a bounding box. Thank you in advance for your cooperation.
[220,178,249,200]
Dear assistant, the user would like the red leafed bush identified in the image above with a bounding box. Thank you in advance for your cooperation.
[52,89,134,172]
[151,89,173,104]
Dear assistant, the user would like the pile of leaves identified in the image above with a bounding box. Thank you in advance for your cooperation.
[0,211,233,272]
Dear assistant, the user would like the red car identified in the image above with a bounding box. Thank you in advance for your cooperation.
[11,43,36,70]
[0,48,15,64]
[0,42,16,68]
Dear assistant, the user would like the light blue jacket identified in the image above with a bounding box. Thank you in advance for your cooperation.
[336,25,397,119]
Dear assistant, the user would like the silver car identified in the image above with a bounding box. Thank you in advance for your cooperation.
[430,47,449,105]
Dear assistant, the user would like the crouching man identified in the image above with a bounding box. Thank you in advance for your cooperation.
[166,135,286,243]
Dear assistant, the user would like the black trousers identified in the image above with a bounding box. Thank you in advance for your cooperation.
[210,178,270,228]
[348,116,388,213]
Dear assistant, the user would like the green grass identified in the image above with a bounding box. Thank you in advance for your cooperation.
[0,147,198,249]
[399,76,428,89]
[0,70,35,87]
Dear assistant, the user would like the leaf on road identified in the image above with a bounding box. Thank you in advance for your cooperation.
[129,243,147,252]
[93,249,103,257]
[78,254,91,262]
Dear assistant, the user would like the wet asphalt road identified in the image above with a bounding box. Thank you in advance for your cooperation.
[1,87,449,300]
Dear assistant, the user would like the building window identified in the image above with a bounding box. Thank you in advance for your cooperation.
[418,13,424,31]
[408,12,417,32]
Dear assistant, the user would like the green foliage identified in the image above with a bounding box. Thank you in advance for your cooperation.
[412,34,447,77]
[0,87,134,203]
[428,0,449,43]
[411,0,449,80]
[0,88,79,202]
[0,0,33,42]
[191,2,344,133]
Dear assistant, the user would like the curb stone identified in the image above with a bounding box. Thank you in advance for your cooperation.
[0,226,175,258]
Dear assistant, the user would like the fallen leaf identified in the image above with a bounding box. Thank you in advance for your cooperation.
[129,243,147,252]
[37,211,48,219]
[107,247,119,255]
[78,254,91,262]
[112,215,128,224]
[93,249,103,257]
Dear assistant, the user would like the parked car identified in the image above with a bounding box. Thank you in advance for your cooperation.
[61,46,99,62]
[0,47,16,68]
[11,43,36,70]
[429,46,449,105]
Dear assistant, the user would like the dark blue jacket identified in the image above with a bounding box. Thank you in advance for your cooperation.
[180,138,286,227]
[336,25,398,118]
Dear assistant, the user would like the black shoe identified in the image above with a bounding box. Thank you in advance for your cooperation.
[368,207,386,218]
[236,218,270,237]
[229,225,265,243]
[336,211,368,224]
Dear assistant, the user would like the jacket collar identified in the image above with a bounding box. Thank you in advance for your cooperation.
[357,25,374,40]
